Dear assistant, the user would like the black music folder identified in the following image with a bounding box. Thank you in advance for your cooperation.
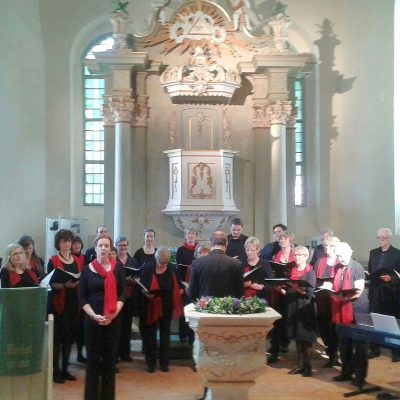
[40,269,81,287]
[268,261,294,278]
[243,266,265,284]
[264,278,313,288]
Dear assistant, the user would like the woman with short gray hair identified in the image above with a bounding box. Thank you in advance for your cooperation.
[139,245,184,372]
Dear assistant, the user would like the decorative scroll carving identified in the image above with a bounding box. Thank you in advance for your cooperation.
[168,109,177,147]
[252,104,270,129]
[133,101,149,127]
[252,100,293,128]
[266,100,292,125]
[110,11,132,49]
[110,97,135,123]
[224,162,232,199]
[160,46,241,102]
[189,162,215,199]
[103,96,115,126]
[222,106,232,149]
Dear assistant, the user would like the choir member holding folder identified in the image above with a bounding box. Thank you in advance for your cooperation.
[267,231,295,363]
[176,228,197,345]
[243,237,272,299]
[0,244,39,288]
[314,235,341,367]
[115,235,139,362]
[47,229,81,384]
[331,242,369,387]
[79,234,126,400]
[139,246,184,373]
[278,246,317,377]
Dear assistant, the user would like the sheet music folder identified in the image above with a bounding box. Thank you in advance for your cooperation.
[264,278,313,288]
[39,269,81,287]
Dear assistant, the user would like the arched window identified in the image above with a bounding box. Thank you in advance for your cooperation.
[82,35,114,205]
[293,77,306,206]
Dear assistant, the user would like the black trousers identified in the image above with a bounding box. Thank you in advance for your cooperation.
[339,337,368,382]
[142,311,172,369]
[84,316,120,400]
[316,294,338,359]
[118,296,134,359]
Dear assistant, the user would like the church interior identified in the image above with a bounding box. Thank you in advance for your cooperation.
[1,0,400,398]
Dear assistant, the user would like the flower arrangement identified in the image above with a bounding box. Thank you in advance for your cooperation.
[194,296,267,315]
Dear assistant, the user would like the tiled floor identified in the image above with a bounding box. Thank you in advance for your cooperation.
[54,340,400,400]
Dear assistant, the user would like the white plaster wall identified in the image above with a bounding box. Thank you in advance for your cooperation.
[0,0,396,259]
[0,0,46,254]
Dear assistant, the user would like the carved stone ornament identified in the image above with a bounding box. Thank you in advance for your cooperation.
[169,10,226,45]
[185,304,281,399]
[103,95,115,126]
[133,102,149,127]
[269,13,292,53]
[252,104,270,129]
[160,46,241,103]
[267,100,292,125]
[110,11,132,49]
[110,97,135,123]
[222,106,232,149]
[171,213,230,241]
[189,162,215,199]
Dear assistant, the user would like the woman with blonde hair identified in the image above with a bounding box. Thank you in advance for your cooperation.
[0,244,39,288]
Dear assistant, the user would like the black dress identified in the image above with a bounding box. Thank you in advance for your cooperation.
[0,268,38,288]
[133,247,157,267]
[139,262,182,371]
[176,244,196,344]
[47,258,80,379]
[284,266,317,343]
[117,254,139,360]
[79,264,126,400]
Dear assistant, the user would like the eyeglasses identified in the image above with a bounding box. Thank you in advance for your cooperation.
[294,253,307,257]
[376,236,390,240]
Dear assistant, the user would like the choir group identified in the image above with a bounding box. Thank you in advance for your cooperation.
[1,219,399,399]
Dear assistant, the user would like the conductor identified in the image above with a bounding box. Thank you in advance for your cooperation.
[189,230,244,302]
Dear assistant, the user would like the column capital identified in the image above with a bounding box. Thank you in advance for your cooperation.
[103,96,135,125]
[266,100,292,125]
[252,100,294,129]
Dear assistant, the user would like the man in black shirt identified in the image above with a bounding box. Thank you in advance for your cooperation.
[225,218,248,264]
[260,223,287,261]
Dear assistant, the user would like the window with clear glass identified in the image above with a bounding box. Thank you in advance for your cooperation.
[293,78,305,206]
[82,36,114,205]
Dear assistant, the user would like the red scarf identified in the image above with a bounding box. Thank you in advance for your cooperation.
[273,249,295,263]
[316,257,338,279]
[331,265,353,324]
[8,268,38,287]
[290,263,312,280]
[146,269,183,326]
[92,259,118,316]
[183,242,196,251]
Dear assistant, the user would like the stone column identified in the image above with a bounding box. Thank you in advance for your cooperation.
[251,74,271,242]
[110,97,135,239]
[267,100,292,226]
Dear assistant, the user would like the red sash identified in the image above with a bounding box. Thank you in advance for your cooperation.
[316,257,338,279]
[51,255,80,315]
[290,263,312,280]
[8,268,38,287]
[331,266,353,324]
[273,249,295,263]
[91,259,118,316]
[146,269,183,326]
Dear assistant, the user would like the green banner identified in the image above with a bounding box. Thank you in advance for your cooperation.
[0,287,48,376]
